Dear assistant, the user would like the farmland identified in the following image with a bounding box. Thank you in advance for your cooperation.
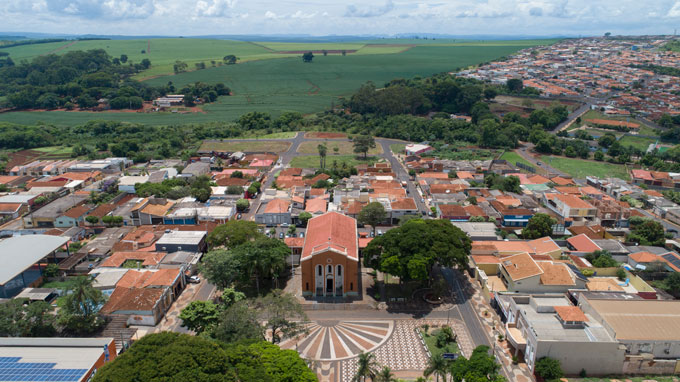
[0,38,551,126]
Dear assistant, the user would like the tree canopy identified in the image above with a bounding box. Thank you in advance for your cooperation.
[522,213,556,239]
[358,202,387,235]
[352,135,376,158]
[207,220,262,249]
[363,219,471,283]
[627,218,666,246]
[91,332,317,382]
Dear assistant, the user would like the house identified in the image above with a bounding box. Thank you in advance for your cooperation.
[452,222,498,240]
[100,286,172,326]
[255,198,292,226]
[55,204,91,228]
[301,212,359,297]
[490,201,534,228]
[566,233,601,254]
[155,230,207,253]
[99,251,166,269]
[628,251,680,272]
[131,198,175,226]
[502,294,624,376]
[471,237,561,258]
[544,193,597,224]
[23,195,88,228]
[405,143,433,156]
[497,253,586,293]
[305,198,327,215]
[181,162,210,178]
[0,338,116,382]
[389,197,418,222]
[0,203,26,220]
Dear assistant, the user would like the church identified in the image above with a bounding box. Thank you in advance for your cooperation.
[300,212,359,298]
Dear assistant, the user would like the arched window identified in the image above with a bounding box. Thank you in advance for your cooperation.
[327,265,333,274]
[306,282,309,290]
[350,282,353,290]
[337,265,342,276]
[317,265,322,276]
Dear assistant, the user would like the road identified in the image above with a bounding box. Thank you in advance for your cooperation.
[515,143,567,177]
[554,101,591,132]
[376,138,430,214]
[440,268,490,348]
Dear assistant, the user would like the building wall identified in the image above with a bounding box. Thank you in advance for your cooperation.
[84,339,117,379]
[55,216,81,228]
[530,339,625,376]
[255,212,292,226]
[301,251,359,297]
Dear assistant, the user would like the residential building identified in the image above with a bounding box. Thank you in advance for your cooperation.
[118,175,149,193]
[55,204,91,228]
[155,230,207,253]
[544,193,597,224]
[496,253,587,293]
[255,198,292,226]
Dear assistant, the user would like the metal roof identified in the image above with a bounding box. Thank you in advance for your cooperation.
[0,235,69,285]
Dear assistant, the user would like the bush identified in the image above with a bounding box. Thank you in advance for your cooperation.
[616,268,627,281]
[43,263,60,278]
[534,357,563,381]
[581,268,594,277]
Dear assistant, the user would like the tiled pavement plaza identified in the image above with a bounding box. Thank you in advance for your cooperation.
[281,318,473,382]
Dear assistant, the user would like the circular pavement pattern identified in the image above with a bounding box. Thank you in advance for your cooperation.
[280,320,394,361]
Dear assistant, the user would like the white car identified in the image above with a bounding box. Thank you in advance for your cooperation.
[188,276,201,284]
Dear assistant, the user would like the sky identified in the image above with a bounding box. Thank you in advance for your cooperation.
[2,0,680,37]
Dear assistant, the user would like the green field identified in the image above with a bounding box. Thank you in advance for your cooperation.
[389,143,406,154]
[198,140,291,153]
[289,155,379,168]
[241,131,298,139]
[0,39,549,126]
[618,135,657,151]
[540,155,630,180]
[500,151,533,168]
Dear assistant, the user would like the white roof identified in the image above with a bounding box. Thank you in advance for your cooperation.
[118,175,149,186]
[0,195,36,204]
[156,230,206,245]
[0,235,69,285]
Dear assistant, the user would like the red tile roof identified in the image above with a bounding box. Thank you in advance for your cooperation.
[101,287,165,314]
[567,234,601,253]
[100,251,166,267]
[63,205,91,219]
[264,198,290,214]
[305,198,327,213]
[301,212,358,261]
[554,306,588,322]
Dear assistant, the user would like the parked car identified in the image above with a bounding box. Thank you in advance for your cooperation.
[299,232,305,238]
[237,214,242,220]
[188,276,201,284]
[281,223,289,227]
[279,232,284,239]
[377,230,383,236]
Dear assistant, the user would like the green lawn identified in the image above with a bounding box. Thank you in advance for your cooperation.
[0,40,550,126]
[289,155,379,168]
[638,125,659,136]
[500,151,533,168]
[389,143,406,154]
[199,140,291,153]
[569,377,679,382]
[41,278,79,290]
[420,329,459,358]
[241,131,298,139]
[540,156,630,180]
[618,135,657,151]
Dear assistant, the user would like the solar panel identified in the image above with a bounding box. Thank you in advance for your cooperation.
[0,357,87,382]
[662,253,680,270]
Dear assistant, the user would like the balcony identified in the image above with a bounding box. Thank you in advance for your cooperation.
[505,322,526,350]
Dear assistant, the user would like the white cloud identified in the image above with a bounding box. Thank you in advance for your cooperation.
[345,0,394,17]
[194,0,237,17]
[291,10,316,19]
[669,1,680,17]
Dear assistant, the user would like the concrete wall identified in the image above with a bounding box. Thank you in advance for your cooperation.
[623,356,680,375]
[533,340,625,376]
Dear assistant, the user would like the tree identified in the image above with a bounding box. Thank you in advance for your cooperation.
[506,78,523,93]
[522,213,556,239]
[57,276,105,335]
[534,357,563,381]
[212,301,264,343]
[364,219,472,284]
[0,299,56,337]
[207,220,261,248]
[598,133,616,148]
[236,198,249,212]
[226,185,243,195]
[627,219,666,246]
[231,170,244,178]
[43,263,60,278]
[375,367,397,382]
[223,55,238,64]
[483,87,498,100]
[85,215,99,225]
[231,237,289,294]
[317,144,327,169]
[140,58,151,69]
[358,202,387,236]
[173,60,188,74]
[302,51,314,63]
[424,353,448,382]
[594,150,604,161]
[254,290,308,343]
[588,250,618,268]
[200,250,242,289]
[353,135,376,159]
[120,54,128,63]
[664,272,680,297]
[179,300,220,334]
[353,352,379,382]
[299,211,313,226]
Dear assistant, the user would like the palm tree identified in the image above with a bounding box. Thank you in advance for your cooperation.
[353,352,379,382]
[374,366,397,382]
[424,354,448,382]
[317,144,327,169]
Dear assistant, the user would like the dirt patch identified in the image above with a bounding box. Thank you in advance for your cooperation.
[6,149,44,169]
[275,50,358,54]
[43,40,78,56]
[199,140,291,154]
[304,132,347,139]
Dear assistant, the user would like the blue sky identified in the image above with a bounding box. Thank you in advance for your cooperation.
[2,0,680,37]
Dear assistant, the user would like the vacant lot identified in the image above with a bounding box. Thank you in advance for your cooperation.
[304,132,347,139]
[289,155,379,168]
[297,141,382,155]
[618,135,656,151]
[540,155,630,180]
[500,151,533,168]
[494,95,582,112]
[199,140,291,153]
[389,143,406,154]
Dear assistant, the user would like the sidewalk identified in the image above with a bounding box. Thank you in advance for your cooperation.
[463,273,535,382]
[153,281,213,333]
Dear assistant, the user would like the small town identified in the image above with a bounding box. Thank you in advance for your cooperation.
[3,2,680,381]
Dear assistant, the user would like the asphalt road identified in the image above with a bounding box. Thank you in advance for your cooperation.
[516,143,567,177]
[440,267,491,348]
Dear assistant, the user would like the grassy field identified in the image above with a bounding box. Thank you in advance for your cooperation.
[500,151,533,168]
[199,140,291,153]
[420,329,460,358]
[297,141,382,155]
[540,155,630,180]
[240,131,298,139]
[0,39,551,126]
[618,135,657,151]
[289,155,379,168]
[389,143,406,154]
